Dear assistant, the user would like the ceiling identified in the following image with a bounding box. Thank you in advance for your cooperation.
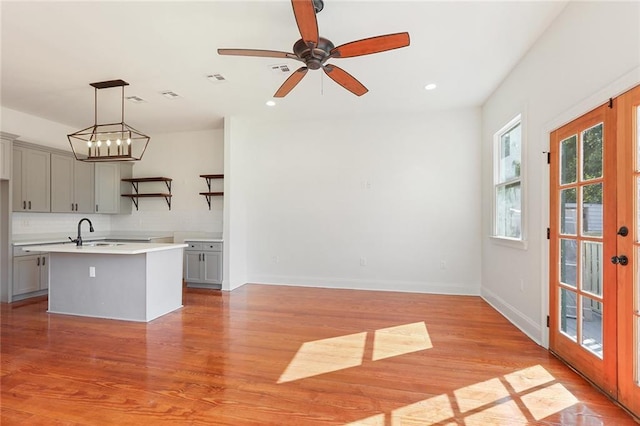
[1,1,568,134]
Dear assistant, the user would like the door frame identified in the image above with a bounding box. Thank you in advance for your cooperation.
[540,69,640,349]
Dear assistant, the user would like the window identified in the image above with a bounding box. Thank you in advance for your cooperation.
[494,115,523,241]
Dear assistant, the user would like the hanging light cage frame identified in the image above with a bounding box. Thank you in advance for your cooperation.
[67,79,150,162]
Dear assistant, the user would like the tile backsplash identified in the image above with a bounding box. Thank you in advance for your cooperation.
[12,212,111,235]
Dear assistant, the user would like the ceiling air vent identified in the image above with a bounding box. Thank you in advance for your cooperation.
[160,90,180,100]
[270,64,291,74]
[207,74,227,83]
[126,95,146,104]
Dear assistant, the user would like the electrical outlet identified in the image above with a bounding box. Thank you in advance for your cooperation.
[360,257,367,266]
[440,260,446,270]
[89,266,96,277]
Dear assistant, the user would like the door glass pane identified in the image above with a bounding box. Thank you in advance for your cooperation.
[636,318,640,385]
[582,123,603,181]
[560,239,577,288]
[637,178,640,240]
[560,288,578,341]
[560,188,577,235]
[582,183,603,237]
[581,295,603,358]
[582,242,603,296]
[561,135,577,185]
[496,182,521,238]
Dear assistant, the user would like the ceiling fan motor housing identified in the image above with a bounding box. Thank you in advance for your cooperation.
[293,37,335,70]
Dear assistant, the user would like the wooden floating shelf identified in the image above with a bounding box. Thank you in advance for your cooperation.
[122,177,173,210]
[200,174,224,209]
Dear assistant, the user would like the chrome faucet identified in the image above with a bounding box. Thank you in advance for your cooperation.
[69,218,94,247]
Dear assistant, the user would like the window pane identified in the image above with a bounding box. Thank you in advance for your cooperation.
[499,123,521,183]
[560,239,577,288]
[581,295,603,358]
[560,135,577,185]
[582,123,603,181]
[495,182,521,238]
[560,288,577,341]
[582,183,603,237]
[582,242,602,296]
[560,188,577,235]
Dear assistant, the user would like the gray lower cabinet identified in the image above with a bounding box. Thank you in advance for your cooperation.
[184,241,222,288]
[12,145,51,212]
[51,153,95,213]
[13,248,49,297]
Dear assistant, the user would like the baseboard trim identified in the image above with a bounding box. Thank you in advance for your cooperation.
[481,286,543,346]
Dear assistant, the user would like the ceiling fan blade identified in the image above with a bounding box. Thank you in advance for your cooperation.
[274,67,308,98]
[291,0,319,47]
[331,32,410,58]
[322,64,368,96]
[218,48,299,60]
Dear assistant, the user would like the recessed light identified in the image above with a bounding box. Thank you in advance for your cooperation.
[424,83,437,91]
[266,100,276,107]
[160,90,180,100]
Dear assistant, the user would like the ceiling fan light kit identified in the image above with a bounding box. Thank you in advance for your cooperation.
[217,0,410,98]
[67,79,150,162]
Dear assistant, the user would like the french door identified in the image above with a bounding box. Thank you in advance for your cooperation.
[549,85,640,417]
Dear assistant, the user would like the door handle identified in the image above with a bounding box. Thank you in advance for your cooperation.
[611,255,628,266]
[617,226,629,237]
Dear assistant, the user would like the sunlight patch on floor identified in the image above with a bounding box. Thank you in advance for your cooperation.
[464,400,529,425]
[520,382,579,420]
[372,322,432,361]
[391,393,454,425]
[504,364,555,393]
[277,332,366,383]
[279,322,433,383]
[340,365,580,425]
[454,377,510,413]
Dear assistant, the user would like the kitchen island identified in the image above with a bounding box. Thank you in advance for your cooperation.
[23,242,188,322]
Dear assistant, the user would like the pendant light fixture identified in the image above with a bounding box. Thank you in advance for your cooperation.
[67,79,150,162]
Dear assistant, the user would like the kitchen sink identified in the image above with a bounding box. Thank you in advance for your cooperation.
[84,242,125,247]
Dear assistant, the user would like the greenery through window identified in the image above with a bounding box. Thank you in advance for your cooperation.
[494,116,522,240]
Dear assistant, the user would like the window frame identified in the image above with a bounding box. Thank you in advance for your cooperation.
[492,113,527,249]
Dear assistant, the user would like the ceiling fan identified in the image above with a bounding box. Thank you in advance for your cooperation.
[217,0,410,97]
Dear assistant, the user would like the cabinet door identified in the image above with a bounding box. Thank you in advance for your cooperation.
[39,254,49,290]
[13,255,40,295]
[74,161,94,213]
[50,154,74,212]
[0,138,11,180]
[22,149,51,212]
[12,147,24,210]
[184,251,203,283]
[24,149,50,212]
[203,251,222,284]
[94,163,118,213]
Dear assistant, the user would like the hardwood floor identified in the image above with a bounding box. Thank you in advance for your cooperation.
[1,284,637,425]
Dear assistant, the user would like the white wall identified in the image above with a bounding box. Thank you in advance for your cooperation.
[481,1,640,345]
[111,128,224,236]
[226,108,482,294]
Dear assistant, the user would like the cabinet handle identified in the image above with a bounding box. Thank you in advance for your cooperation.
[23,201,26,209]
[28,201,31,210]
[96,204,99,212]
[71,203,75,211]
[37,257,40,266]
[42,257,45,266]
[75,203,78,211]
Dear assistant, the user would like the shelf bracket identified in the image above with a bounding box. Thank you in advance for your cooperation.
[164,195,171,210]
[131,196,139,210]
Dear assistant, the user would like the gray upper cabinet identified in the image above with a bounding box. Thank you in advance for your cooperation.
[51,154,95,213]
[0,135,12,180]
[12,145,50,212]
[95,162,132,214]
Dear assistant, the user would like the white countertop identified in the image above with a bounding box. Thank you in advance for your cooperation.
[12,231,174,246]
[22,242,188,255]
